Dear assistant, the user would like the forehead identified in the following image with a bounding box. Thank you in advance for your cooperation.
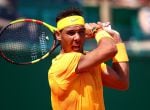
[62,25,85,31]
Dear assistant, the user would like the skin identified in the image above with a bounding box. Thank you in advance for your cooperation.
[55,23,129,91]
[55,25,86,53]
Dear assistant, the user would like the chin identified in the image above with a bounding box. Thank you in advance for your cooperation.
[73,49,83,53]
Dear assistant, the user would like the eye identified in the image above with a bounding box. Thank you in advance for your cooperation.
[67,30,76,36]
[78,29,85,36]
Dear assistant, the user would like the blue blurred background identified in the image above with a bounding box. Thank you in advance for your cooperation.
[0,0,150,110]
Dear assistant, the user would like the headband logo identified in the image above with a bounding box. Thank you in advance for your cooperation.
[70,18,79,22]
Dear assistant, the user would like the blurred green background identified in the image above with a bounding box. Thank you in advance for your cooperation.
[1,0,150,110]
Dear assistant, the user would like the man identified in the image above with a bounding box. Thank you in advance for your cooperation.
[48,8,129,110]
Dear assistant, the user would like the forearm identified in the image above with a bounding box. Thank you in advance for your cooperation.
[103,43,129,90]
[112,42,129,85]
[112,62,129,89]
[101,38,129,90]
[101,62,129,90]
[92,30,117,64]
[76,30,117,73]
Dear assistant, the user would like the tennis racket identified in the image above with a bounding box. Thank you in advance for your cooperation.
[0,19,59,65]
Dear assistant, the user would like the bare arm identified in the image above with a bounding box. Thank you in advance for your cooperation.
[76,38,117,73]
[76,23,129,90]
[76,23,117,73]
[101,28,129,90]
[101,62,129,90]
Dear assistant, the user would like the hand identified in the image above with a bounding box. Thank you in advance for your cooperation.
[97,21,111,30]
[85,23,102,39]
[97,22,122,43]
[104,28,122,44]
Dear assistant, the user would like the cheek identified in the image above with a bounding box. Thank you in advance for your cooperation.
[80,37,85,43]
[81,40,85,47]
[61,35,72,46]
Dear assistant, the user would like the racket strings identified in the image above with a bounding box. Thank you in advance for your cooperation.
[0,21,54,64]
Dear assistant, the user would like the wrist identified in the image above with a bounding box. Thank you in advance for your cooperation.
[95,30,114,42]
[113,43,129,63]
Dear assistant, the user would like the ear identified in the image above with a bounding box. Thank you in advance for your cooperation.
[54,30,61,41]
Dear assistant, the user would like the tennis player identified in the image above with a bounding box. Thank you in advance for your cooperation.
[48,8,129,110]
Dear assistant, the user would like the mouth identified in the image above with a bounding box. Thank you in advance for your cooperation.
[72,45,80,51]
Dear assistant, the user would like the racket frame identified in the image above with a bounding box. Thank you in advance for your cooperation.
[0,19,59,65]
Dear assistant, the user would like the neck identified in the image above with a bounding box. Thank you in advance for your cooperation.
[60,49,84,54]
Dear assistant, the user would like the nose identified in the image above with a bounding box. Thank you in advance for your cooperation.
[74,32,81,41]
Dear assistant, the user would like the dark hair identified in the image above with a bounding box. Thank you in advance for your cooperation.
[56,7,83,23]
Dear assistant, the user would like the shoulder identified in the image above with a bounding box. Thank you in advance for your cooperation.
[48,52,82,77]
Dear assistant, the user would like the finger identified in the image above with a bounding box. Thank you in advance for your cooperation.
[104,29,122,43]
[85,23,92,29]
[97,22,103,28]
[97,21,110,26]
[104,28,118,36]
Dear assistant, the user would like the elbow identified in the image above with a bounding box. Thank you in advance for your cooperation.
[120,84,129,91]
[118,80,129,91]
[119,72,130,91]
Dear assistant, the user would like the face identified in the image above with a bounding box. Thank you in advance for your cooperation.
[56,25,86,53]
